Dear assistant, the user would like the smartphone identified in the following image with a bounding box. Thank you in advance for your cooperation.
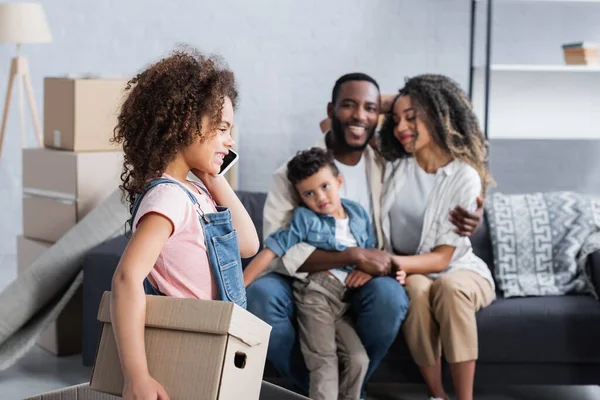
[218,149,239,176]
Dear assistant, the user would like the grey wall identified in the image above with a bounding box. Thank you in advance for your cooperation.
[1,0,599,274]
[489,139,600,196]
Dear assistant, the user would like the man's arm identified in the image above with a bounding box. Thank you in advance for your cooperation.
[301,247,392,276]
[300,248,358,272]
[450,196,484,236]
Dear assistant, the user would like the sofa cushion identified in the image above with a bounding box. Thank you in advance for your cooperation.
[477,295,600,363]
[386,294,600,365]
[486,192,599,298]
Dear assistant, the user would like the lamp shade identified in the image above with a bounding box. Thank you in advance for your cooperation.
[0,2,52,44]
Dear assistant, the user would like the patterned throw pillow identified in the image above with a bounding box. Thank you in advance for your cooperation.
[486,191,600,298]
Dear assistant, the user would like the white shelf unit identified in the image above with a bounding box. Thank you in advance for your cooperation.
[472,66,600,139]
[469,0,600,139]
[477,64,600,72]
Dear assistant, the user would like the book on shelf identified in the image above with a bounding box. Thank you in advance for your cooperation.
[563,47,598,55]
[562,41,599,50]
[564,54,600,65]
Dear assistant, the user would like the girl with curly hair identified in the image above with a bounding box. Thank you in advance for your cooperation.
[378,74,495,400]
[109,49,259,400]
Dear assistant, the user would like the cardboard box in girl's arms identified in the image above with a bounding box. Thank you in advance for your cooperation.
[26,293,311,400]
[25,384,116,400]
[25,381,309,400]
[90,292,274,400]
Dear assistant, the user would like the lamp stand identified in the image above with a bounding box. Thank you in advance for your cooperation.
[0,45,43,160]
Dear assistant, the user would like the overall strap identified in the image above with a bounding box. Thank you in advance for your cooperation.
[130,177,204,230]
[188,180,213,199]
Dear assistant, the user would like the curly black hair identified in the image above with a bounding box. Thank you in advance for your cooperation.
[111,47,238,214]
[287,147,340,186]
[379,74,493,195]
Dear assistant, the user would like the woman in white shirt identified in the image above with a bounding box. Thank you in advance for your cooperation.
[378,74,495,400]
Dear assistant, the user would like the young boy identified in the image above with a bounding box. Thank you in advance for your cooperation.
[244,147,401,400]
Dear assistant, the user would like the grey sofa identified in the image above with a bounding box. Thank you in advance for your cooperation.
[81,191,600,387]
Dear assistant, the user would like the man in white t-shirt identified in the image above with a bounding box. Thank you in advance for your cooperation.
[246,73,483,398]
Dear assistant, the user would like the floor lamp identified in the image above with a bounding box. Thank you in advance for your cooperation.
[0,2,52,160]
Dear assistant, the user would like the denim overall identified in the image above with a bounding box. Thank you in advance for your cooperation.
[130,177,247,309]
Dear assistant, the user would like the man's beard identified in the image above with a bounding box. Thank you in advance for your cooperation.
[330,114,376,152]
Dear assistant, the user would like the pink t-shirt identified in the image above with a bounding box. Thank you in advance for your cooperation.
[132,174,218,300]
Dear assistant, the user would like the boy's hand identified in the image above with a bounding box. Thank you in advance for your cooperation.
[123,374,170,400]
[345,270,373,288]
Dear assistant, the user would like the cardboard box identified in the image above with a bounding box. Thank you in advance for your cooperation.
[16,235,83,356]
[22,148,123,203]
[37,286,83,356]
[22,148,123,242]
[26,382,308,400]
[22,196,79,242]
[44,77,127,151]
[90,292,272,400]
[16,235,52,274]
[25,383,119,400]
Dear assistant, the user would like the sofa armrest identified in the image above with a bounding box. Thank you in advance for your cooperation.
[588,249,600,295]
[82,235,129,366]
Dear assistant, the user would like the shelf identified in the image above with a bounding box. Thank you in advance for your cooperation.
[471,64,600,140]
[474,64,600,72]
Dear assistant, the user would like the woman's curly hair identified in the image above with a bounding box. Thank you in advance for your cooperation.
[112,48,238,214]
[379,74,493,195]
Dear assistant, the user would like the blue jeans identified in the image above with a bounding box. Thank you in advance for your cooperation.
[247,272,409,395]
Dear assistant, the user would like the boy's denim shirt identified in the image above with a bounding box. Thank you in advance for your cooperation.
[264,198,376,267]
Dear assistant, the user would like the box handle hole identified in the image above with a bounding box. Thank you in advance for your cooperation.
[234,352,247,369]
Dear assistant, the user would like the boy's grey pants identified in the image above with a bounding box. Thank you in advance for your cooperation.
[293,272,368,400]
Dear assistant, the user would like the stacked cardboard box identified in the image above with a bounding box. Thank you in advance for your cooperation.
[17,77,127,356]
[563,42,600,65]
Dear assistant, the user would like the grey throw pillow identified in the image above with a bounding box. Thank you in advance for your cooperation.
[486,191,600,298]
